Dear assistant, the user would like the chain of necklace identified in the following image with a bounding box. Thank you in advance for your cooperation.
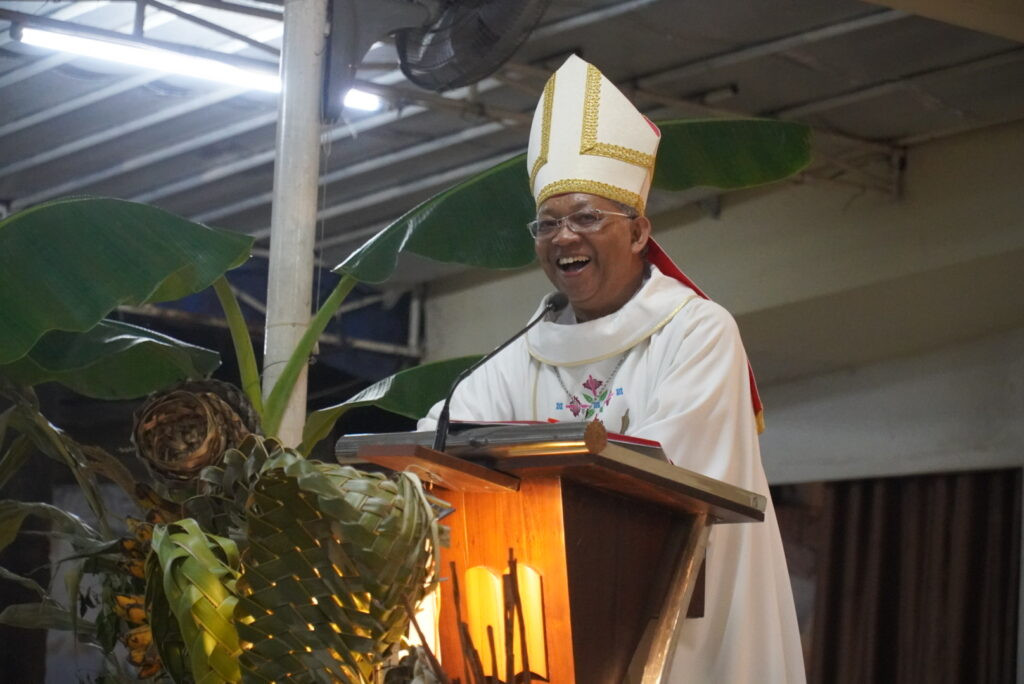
[553,352,629,414]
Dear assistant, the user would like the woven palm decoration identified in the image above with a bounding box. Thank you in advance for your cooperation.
[198,435,444,683]
[149,518,243,683]
[132,379,259,483]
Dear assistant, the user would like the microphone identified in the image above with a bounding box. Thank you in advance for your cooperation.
[432,292,569,453]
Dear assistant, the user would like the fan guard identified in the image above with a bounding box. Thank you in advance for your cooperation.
[396,0,552,92]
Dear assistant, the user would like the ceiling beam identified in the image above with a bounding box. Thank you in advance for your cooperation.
[637,9,906,89]
[132,107,414,205]
[0,71,161,139]
[11,110,276,210]
[146,0,280,56]
[98,0,284,21]
[192,120,506,223]
[505,61,893,156]
[130,75,505,205]
[249,150,517,242]
[529,0,662,39]
[864,0,1024,43]
[169,0,282,21]
[771,47,1024,119]
[0,86,249,179]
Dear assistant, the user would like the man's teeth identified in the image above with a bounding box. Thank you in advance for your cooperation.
[558,256,590,266]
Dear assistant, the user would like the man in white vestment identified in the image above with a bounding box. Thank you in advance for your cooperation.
[420,55,806,683]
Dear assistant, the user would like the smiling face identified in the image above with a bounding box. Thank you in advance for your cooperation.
[534,193,651,322]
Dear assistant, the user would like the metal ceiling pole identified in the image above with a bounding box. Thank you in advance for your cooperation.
[263,0,327,446]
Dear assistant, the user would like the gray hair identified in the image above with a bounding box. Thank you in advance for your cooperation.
[608,199,640,218]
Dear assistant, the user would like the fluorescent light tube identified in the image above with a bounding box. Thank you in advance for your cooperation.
[20,26,385,111]
[343,88,381,111]
[20,27,280,92]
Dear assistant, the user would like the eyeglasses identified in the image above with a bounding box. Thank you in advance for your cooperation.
[526,208,636,240]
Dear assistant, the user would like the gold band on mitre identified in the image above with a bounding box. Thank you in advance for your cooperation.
[527,55,661,215]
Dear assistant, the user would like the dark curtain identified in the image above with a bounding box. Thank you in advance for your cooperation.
[809,469,1020,683]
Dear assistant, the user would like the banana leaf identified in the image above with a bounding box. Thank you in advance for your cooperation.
[652,119,810,190]
[336,156,536,283]
[336,119,810,282]
[301,355,481,454]
[0,319,220,399]
[0,197,252,365]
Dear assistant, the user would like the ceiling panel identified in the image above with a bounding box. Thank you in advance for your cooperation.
[0,0,1020,266]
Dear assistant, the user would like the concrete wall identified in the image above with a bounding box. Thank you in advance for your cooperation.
[420,119,1024,483]
[761,325,1024,484]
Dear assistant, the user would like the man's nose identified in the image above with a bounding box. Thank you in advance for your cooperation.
[550,222,580,244]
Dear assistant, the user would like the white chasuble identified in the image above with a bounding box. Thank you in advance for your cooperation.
[420,265,806,683]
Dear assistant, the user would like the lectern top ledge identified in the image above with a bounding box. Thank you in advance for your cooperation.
[335,420,766,524]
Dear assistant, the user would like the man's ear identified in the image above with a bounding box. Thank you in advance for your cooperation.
[631,215,652,255]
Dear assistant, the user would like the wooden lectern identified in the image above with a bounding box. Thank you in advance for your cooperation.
[343,422,765,684]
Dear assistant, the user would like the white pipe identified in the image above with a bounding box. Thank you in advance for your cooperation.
[408,288,422,352]
[1019,466,1024,684]
[262,0,327,446]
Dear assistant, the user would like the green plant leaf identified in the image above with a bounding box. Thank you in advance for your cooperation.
[336,156,536,283]
[0,197,252,365]
[0,434,33,493]
[0,319,220,399]
[334,119,810,283]
[212,276,262,415]
[0,566,49,599]
[0,500,100,555]
[0,601,96,635]
[652,119,811,191]
[301,355,481,454]
[0,404,10,445]
[262,275,357,439]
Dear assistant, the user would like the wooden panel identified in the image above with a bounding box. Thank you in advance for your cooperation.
[637,513,711,684]
[479,446,765,523]
[560,480,690,684]
[436,476,577,682]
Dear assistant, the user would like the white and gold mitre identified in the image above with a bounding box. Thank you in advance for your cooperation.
[527,54,661,215]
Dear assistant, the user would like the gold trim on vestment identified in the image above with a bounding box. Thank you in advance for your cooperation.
[528,295,696,367]
[580,64,656,171]
[536,178,645,215]
[529,74,555,194]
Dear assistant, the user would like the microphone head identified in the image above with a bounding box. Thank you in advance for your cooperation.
[546,292,570,312]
